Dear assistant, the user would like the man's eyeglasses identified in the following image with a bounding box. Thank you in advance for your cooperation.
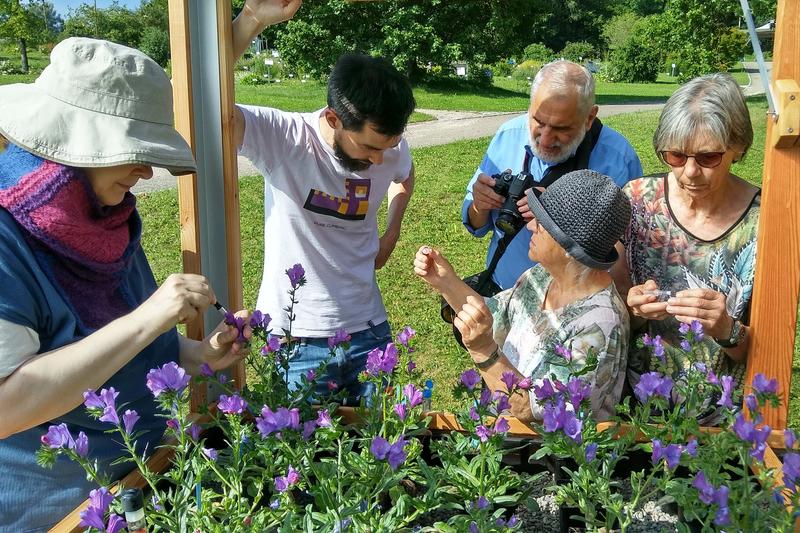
[659,150,726,169]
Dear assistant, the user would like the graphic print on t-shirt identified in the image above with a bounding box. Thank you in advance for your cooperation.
[303,177,371,221]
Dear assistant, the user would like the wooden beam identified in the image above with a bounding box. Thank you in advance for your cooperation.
[215,0,245,389]
[746,0,800,429]
[168,0,207,411]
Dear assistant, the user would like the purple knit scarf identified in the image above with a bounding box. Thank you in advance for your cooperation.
[0,144,142,333]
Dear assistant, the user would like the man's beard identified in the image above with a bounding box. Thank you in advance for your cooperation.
[333,139,371,172]
[530,129,586,164]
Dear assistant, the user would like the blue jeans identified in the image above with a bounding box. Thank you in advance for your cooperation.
[286,320,392,405]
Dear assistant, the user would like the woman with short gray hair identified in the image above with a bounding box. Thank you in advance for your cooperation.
[613,73,759,425]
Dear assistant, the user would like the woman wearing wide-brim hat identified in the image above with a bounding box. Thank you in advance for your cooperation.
[0,37,249,530]
[415,169,631,423]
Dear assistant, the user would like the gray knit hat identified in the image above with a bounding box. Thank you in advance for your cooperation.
[526,170,631,269]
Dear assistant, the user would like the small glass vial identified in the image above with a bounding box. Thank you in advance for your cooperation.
[121,488,147,533]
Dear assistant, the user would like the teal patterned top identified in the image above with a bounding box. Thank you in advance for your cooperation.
[486,264,630,421]
[623,174,761,424]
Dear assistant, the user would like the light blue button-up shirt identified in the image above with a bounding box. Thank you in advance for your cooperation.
[462,113,643,289]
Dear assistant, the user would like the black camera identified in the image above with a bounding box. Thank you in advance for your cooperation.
[491,170,534,235]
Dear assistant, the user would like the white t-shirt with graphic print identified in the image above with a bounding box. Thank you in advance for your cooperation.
[239,106,412,338]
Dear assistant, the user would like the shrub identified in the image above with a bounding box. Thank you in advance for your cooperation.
[511,59,539,82]
[490,59,516,78]
[558,41,595,62]
[522,42,554,63]
[139,27,171,68]
[606,34,660,83]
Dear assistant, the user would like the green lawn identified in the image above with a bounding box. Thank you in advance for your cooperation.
[137,97,800,421]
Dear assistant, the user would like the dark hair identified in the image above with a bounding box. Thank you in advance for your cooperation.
[327,53,415,137]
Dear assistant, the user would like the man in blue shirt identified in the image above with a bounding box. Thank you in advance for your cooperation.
[462,60,642,290]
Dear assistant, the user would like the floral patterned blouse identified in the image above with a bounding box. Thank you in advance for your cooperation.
[486,264,630,421]
[622,174,761,424]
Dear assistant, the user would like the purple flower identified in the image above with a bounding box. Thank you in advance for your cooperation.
[680,340,691,352]
[189,423,202,441]
[146,362,191,397]
[218,393,248,415]
[585,443,598,462]
[460,369,481,390]
[753,373,779,395]
[396,326,416,348]
[717,375,734,409]
[479,388,493,407]
[476,425,492,442]
[406,359,417,373]
[122,410,140,435]
[84,388,120,425]
[475,495,490,510]
[682,439,698,457]
[366,343,399,376]
[690,320,704,339]
[694,362,707,373]
[679,322,690,335]
[517,377,532,390]
[328,328,351,350]
[533,379,557,402]
[41,423,75,450]
[554,343,572,361]
[566,377,591,408]
[501,371,520,392]
[634,372,673,403]
[370,436,391,460]
[469,522,479,533]
[403,384,423,408]
[79,487,115,530]
[269,499,280,510]
[200,363,214,377]
[316,409,333,428]
[693,471,716,504]
[261,335,282,355]
[706,370,719,385]
[562,413,583,444]
[651,439,682,469]
[394,403,408,421]
[786,429,797,450]
[494,392,510,414]
[733,413,755,442]
[783,452,800,492]
[303,420,316,440]
[275,465,300,492]
[494,417,510,434]
[75,431,89,457]
[387,438,407,470]
[100,404,120,426]
[106,514,127,533]
[285,263,305,288]
[469,407,480,421]
[249,310,271,330]
[713,486,730,526]
[745,394,758,413]
[203,447,218,461]
[256,406,301,437]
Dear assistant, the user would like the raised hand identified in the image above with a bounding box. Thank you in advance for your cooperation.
[453,294,496,355]
[413,246,457,291]
[242,0,303,28]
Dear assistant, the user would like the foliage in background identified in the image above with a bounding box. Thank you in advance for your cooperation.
[558,41,596,62]
[606,25,661,83]
[138,26,170,67]
[0,0,52,72]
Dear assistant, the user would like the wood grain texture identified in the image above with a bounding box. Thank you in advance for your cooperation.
[746,0,800,429]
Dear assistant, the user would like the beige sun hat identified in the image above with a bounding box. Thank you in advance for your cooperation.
[0,37,196,175]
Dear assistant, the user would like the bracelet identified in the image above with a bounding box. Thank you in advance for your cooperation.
[475,346,501,370]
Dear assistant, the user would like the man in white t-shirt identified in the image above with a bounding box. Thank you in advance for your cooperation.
[231,0,416,401]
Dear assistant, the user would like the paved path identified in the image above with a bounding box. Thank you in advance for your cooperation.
[135,63,770,195]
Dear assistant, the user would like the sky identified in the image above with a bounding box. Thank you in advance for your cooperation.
[51,0,141,18]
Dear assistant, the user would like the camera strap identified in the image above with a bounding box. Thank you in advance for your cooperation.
[529,118,603,189]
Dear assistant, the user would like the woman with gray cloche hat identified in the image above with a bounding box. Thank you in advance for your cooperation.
[415,169,631,423]
[0,38,249,530]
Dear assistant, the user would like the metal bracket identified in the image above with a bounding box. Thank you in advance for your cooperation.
[771,79,800,148]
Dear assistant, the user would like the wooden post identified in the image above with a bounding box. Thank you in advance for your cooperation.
[167,0,245,411]
[745,0,800,429]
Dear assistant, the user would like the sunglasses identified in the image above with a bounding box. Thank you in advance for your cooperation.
[659,150,726,169]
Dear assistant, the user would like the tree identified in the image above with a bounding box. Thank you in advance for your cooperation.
[602,12,641,56]
[639,0,748,81]
[529,0,618,54]
[559,41,595,62]
[274,0,543,81]
[139,26,170,67]
[522,43,554,62]
[0,0,48,72]
[62,2,140,48]
[607,32,660,82]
